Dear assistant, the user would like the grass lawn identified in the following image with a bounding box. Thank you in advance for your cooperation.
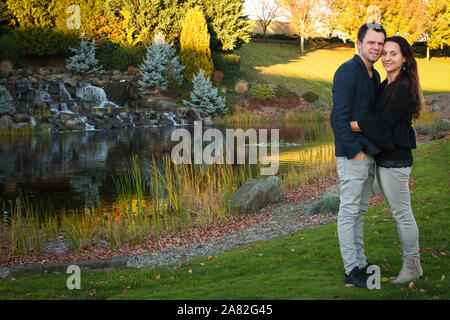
[0,138,448,300]
[237,43,450,104]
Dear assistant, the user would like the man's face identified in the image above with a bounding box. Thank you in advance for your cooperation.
[357,29,385,63]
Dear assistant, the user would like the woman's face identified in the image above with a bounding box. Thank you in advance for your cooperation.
[381,41,406,73]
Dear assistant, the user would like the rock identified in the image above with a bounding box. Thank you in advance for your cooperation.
[11,122,29,130]
[159,113,177,126]
[203,116,214,126]
[415,125,433,136]
[103,81,129,106]
[185,108,202,121]
[12,113,29,122]
[64,119,86,131]
[63,77,77,88]
[0,115,13,128]
[231,176,283,215]
[431,104,441,112]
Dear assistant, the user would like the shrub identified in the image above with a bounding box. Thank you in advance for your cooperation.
[305,196,340,217]
[0,34,23,68]
[249,84,275,100]
[432,119,450,139]
[303,91,319,103]
[0,60,12,73]
[212,70,224,87]
[180,7,213,82]
[234,80,249,95]
[212,52,241,79]
[183,69,227,117]
[0,85,15,115]
[97,41,129,72]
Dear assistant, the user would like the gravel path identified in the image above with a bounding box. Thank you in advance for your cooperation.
[127,200,337,269]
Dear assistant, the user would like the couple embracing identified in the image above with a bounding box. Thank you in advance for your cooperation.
[330,23,424,288]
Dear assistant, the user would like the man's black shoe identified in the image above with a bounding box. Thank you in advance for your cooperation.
[361,261,388,275]
[344,267,367,288]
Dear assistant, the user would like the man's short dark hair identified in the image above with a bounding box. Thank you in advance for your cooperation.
[357,23,386,43]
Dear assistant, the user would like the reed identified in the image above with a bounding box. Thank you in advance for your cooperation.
[0,196,42,255]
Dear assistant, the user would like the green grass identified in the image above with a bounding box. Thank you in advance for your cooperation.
[0,138,448,300]
[238,43,450,104]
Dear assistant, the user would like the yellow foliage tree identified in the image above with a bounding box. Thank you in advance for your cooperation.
[426,0,450,61]
[180,6,214,82]
[275,0,324,55]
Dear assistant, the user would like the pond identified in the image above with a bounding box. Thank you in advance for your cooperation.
[0,120,335,216]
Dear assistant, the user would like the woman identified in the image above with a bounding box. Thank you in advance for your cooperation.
[350,36,423,283]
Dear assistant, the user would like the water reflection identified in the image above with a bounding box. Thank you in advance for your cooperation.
[0,121,334,214]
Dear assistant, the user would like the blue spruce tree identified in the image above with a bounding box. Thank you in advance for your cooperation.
[183,70,227,117]
[139,32,184,94]
[66,38,105,75]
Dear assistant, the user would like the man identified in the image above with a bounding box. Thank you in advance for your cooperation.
[330,23,386,288]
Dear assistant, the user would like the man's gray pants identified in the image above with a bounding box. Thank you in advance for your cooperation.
[337,155,375,275]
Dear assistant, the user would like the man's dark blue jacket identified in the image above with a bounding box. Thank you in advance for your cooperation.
[330,54,381,159]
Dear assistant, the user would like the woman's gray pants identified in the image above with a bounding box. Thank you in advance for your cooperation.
[376,166,420,259]
[337,156,375,275]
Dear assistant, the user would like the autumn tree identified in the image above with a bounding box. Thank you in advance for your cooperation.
[255,0,279,39]
[377,0,428,45]
[180,6,213,81]
[426,0,450,61]
[275,0,325,55]
[329,0,373,53]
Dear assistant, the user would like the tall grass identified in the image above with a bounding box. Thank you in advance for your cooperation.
[0,197,42,255]
[1,141,337,255]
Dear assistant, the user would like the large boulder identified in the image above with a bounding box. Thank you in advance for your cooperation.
[231,176,283,215]
[64,119,86,131]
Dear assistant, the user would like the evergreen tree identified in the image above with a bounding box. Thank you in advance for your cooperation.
[183,69,227,117]
[201,0,253,51]
[66,38,105,74]
[180,6,213,82]
[139,32,185,94]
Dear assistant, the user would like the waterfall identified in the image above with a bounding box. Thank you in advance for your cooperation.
[37,83,51,102]
[75,83,120,109]
[162,112,180,126]
[79,117,96,131]
[59,83,73,100]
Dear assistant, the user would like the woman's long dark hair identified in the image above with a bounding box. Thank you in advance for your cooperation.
[384,36,423,118]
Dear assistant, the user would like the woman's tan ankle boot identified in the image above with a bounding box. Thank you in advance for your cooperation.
[391,257,423,284]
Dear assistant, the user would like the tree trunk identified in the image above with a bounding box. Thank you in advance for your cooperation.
[427,45,430,61]
[300,35,304,55]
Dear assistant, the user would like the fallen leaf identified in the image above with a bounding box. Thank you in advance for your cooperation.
[188,269,192,274]
[155,274,160,280]
[344,284,355,288]
[408,282,416,291]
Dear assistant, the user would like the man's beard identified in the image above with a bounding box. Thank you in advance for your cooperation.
[361,48,380,63]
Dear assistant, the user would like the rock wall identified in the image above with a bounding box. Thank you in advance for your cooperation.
[0,67,204,132]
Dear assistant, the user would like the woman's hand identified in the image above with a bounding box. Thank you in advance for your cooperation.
[350,121,362,132]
